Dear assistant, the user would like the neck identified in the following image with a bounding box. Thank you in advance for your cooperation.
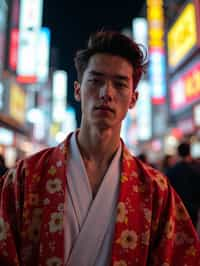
[180,156,192,163]
[77,125,121,165]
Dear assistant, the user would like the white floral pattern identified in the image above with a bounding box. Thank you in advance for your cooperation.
[57,203,64,212]
[114,260,127,266]
[117,202,128,223]
[46,256,62,266]
[0,217,8,241]
[0,135,199,265]
[46,178,62,194]
[144,208,151,223]
[117,230,138,250]
[49,212,63,233]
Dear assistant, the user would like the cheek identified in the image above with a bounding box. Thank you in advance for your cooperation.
[83,87,98,103]
[81,92,95,110]
[119,92,133,105]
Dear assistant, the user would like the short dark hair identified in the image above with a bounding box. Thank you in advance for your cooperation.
[74,30,147,90]
[177,142,190,157]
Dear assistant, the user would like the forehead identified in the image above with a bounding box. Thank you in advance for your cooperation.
[85,53,133,78]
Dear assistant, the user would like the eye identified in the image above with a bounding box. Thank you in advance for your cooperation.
[115,81,128,89]
[88,78,103,85]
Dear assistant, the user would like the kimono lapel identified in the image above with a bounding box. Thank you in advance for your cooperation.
[64,133,93,262]
[67,132,92,230]
[110,143,151,266]
[35,136,71,266]
[66,138,121,266]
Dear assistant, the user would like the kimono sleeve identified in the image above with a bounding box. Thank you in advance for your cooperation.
[149,183,200,266]
[0,161,25,266]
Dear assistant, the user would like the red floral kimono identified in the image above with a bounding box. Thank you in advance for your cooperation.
[0,134,200,266]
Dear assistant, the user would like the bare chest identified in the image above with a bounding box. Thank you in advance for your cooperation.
[84,163,108,196]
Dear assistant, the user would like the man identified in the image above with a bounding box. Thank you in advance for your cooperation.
[0,31,199,266]
[167,141,200,227]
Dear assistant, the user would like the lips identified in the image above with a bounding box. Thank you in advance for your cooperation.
[95,105,114,113]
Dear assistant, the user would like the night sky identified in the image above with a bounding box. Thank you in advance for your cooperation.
[42,1,145,124]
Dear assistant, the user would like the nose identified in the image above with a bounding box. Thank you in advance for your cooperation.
[99,81,113,102]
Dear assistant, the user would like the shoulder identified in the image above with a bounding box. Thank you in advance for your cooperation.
[23,133,73,170]
[138,158,169,192]
[166,162,183,177]
[189,160,200,173]
[23,146,55,166]
[12,143,67,183]
[123,146,170,194]
[13,146,54,174]
[2,146,56,183]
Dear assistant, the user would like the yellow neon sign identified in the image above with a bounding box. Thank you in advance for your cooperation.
[149,28,164,40]
[9,84,26,124]
[167,3,197,68]
[147,6,164,20]
[147,0,163,6]
[147,0,164,49]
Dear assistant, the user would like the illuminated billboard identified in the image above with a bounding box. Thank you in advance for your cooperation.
[149,48,166,104]
[9,83,26,124]
[19,0,43,30]
[167,2,200,70]
[136,80,152,140]
[17,0,43,83]
[36,27,51,83]
[9,28,19,71]
[132,18,148,53]
[8,0,19,71]
[147,0,166,104]
[193,103,200,127]
[52,71,68,122]
[170,60,200,112]
[0,0,7,77]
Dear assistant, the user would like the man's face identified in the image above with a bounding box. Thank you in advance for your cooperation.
[74,53,138,130]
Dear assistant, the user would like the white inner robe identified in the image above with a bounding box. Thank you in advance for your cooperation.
[64,133,121,266]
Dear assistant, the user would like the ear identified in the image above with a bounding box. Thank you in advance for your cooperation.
[74,81,81,101]
[129,90,138,109]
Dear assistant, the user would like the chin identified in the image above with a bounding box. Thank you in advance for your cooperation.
[93,119,113,128]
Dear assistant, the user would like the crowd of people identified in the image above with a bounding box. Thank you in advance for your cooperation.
[166,142,200,226]
[139,141,200,232]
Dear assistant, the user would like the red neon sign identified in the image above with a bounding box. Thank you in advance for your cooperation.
[170,62,200,111]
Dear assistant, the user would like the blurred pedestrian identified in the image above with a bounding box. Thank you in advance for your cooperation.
[0,31,199,265]
[167,141,200,227]
[0,154,8,176]
[161,154,176,175]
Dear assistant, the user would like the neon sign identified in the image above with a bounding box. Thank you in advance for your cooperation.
[170,61,200,111]
[168,3,197,69]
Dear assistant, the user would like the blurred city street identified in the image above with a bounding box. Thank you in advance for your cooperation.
[0,0,199,168]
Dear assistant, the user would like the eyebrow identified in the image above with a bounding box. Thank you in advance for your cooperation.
[88,70,130,82]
